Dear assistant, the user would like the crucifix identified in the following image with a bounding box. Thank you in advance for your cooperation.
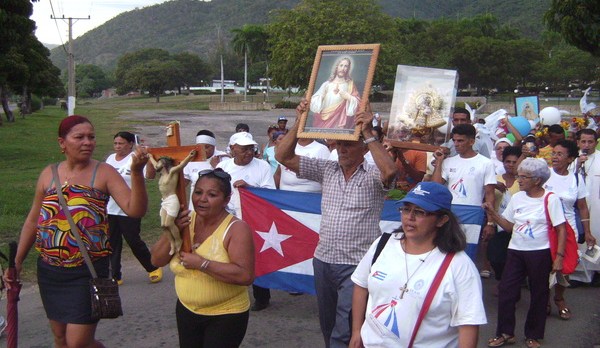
[148,121,206,253]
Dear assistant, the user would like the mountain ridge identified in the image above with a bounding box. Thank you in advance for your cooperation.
[48,0,550,71]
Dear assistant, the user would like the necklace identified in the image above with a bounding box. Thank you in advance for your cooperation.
[399,239,435,299]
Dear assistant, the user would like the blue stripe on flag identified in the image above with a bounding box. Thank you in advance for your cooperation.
[249,187,322,214]
[254,271,316,295]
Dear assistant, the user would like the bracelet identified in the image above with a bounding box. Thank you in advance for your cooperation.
[363,137,378,145]
[486,222,496,226]
[556,252,565,257]
[200,259,210,270]
[580,218,590,222]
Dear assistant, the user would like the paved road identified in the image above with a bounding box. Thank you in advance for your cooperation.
[6,109,600,347]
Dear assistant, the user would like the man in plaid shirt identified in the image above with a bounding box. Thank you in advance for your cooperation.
[277,100,397,347]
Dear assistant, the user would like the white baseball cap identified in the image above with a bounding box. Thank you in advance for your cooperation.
[229,132,257,146]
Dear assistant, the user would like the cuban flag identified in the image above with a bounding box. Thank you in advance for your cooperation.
[240,187,484,295]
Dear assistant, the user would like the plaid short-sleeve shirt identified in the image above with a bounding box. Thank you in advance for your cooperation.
[299,156,387,264]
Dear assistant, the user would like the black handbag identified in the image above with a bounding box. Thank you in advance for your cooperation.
[52,164,123,320]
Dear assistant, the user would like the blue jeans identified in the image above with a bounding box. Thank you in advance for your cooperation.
[313,258,356,348]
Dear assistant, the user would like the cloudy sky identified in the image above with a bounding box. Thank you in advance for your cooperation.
[31,0,169,45]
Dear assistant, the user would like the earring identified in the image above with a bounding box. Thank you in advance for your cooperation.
[61,149,65,153]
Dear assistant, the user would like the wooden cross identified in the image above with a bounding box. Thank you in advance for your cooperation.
[148,122,206,252]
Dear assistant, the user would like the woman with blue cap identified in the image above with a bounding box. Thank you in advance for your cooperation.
[350,182,486,348]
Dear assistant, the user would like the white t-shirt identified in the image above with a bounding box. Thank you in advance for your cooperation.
[217,157,275,217]
[502,191,565,251]
[441,154,496,206]
[280,141,330,193]
[351,234,486,347]
[106,153,146,216]
[543,169,587,238]
[182,150,227,210]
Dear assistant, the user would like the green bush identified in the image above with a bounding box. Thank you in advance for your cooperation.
[30,95,42,112]
[274,100,299,109]
[42,97,58,106]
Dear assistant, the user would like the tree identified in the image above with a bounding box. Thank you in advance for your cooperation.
[0,0,35,122]
[124,59,181,102]
[267,0,395,89]
[114,48,171,95]
[544,0,600,56]
[231,24,269,99]
[76,64,111,97]
[172,52,212,93]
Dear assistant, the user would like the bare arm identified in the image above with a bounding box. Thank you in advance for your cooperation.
[356,108,397,188]
[458,325,479,348]
[576,198,596,246]
[552,223,566,273]
[482,202,514,233]
[274,165,281,189]
[349,285,368,348]
[275,100,307,174]
[179,219,255,285]
[430,149,447,184]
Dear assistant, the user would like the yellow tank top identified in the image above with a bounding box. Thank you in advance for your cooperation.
[170,213,250,315]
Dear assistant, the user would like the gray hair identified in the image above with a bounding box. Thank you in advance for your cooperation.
[518,158,550,184]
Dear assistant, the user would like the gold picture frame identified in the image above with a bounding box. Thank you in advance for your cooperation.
[298,44,380,141]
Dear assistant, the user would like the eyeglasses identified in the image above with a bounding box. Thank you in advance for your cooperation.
[399,206,434,218]
[198,169,231,181]
[515,175,535,180]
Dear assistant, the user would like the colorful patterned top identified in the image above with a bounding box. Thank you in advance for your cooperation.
[36,165,110,267]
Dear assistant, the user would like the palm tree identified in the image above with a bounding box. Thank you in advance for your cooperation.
[231,24,269,102]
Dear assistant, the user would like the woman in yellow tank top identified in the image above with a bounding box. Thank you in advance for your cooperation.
[151,168,255,348]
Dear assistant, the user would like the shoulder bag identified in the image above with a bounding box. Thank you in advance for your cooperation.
[52,164,123,320]
[544,192,579,275]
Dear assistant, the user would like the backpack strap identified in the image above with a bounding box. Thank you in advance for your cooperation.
[371,233,392,265]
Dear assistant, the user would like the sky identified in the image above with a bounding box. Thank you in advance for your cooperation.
[31,0,169,45]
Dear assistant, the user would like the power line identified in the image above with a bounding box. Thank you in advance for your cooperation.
[48,0,68,53]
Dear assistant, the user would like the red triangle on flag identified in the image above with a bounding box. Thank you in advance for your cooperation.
[240,189,319,277]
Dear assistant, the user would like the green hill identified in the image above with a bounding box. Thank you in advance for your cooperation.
[48,0,550,71]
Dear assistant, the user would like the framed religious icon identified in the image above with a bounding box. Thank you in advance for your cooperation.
[298,44,380,141]
[386,65,458,151]
[514,95,539,121]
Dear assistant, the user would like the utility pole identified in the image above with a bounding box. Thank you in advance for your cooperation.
[51,15,90,115]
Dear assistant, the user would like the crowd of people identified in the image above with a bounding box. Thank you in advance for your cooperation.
[4,93,600,347]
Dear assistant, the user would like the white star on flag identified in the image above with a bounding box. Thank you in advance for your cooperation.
[256,222,292,256]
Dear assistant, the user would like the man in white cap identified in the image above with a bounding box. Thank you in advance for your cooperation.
[217,131,276,311]
[183,129,229,210]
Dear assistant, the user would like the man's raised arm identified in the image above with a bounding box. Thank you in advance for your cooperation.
[275,99,307,174]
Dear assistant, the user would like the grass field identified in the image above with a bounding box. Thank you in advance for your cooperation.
[0,94,220,280]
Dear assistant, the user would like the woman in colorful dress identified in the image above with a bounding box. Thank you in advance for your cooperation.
[4,115,149,347]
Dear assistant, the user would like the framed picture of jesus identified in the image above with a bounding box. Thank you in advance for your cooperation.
[298,44,380,141]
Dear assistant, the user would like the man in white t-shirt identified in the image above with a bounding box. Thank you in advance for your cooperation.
[276,138,330,192]
[443,107,492,158]
[432,124,496,276]
[183,130,229,210]
[217,131,276,311]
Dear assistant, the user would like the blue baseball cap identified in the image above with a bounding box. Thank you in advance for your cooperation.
[397,182,452,212]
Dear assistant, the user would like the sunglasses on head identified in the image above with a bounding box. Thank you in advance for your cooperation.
[197,168,231,181]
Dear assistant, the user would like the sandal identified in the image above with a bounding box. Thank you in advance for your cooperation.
[525,338,541,348]
[488,334,516,347]
[149,268,163,283]
[554,297,571,320]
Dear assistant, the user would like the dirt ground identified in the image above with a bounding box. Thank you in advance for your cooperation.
[5,109,600,347]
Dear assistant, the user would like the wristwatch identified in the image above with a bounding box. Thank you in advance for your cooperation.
[363,137,378,145]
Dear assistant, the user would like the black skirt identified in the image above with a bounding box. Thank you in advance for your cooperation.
[37,256,109,324]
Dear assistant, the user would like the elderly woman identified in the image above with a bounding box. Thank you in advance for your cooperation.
[4,115,149,347]
[151,168,255,348]
[485,158,566,348]
[543,140,595,320]
[350,182,486,348]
